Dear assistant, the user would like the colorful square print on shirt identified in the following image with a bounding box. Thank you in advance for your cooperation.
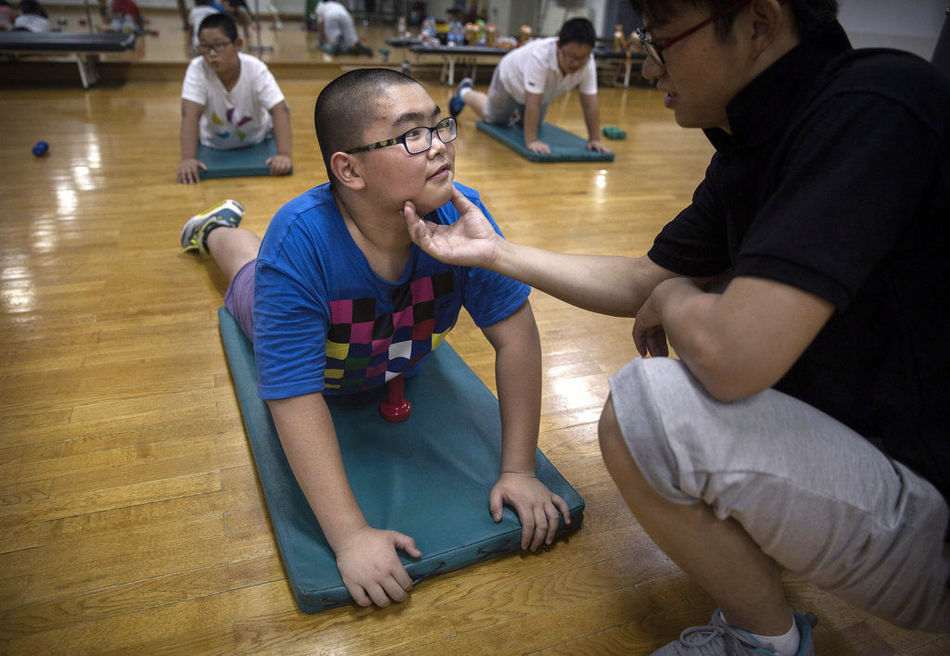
[324,272,456,391]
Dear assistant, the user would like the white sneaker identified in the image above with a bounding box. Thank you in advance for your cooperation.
[180,199,245,257]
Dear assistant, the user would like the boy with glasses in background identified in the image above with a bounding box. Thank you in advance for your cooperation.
[177,12,292,183]
[179,68,570,607]
[449,17,612,156]
[407,0,950,653]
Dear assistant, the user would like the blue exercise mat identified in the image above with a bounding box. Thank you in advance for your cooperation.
[476,120,615,162]
[218,307,585,613]
[197,137,292,179]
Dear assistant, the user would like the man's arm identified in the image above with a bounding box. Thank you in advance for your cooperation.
[633,275,834,401]
[479,301,571,550]
[579,92,610,153]
[404,188,684,317]
[266,100,292,176]
[178,99,206,184]
[522,92,549,154]
[267,392,422,607]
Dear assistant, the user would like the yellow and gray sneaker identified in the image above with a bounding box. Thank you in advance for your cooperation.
[180,199,245,257]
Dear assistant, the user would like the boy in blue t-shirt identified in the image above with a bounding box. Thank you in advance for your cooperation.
[180,68,570,609]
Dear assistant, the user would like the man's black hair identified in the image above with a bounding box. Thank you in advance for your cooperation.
[630,0,838,39]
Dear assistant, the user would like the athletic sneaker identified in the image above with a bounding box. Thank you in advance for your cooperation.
[650,610,817,656]
[449,77,473,118]
[180,199,244,257]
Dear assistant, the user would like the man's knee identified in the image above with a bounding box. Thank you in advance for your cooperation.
[598,394,622,462]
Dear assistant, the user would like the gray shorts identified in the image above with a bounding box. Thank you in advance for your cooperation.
[483,75,548,126]
[609,356,950,632]
[224,259,256,341]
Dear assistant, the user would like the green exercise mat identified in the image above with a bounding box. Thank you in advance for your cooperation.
[218,307,585,613]
[197,137,292,179]
[476,120,615,162]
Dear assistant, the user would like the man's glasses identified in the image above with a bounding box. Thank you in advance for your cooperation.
[197,41,234,54]
[635,0,786,66]
[345,117,458,155]
[559,47,590,65]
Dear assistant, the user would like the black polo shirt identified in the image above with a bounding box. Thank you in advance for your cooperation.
[648,21,950,501]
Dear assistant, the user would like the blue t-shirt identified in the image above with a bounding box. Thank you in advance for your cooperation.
[253,181,530,400]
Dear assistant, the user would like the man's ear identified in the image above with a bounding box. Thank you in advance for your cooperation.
[234,36,244,51]
[747,0,783,59]
[330,151,366,190]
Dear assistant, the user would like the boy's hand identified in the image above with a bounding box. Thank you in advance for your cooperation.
[403,187,502,268]
[177,158,207,184]
[526,140,551,154]
[489,472,571,551]
[335,526,422,607]
[587,139,612,154]
[266,154,292,176]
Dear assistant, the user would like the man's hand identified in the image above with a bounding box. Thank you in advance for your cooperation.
[267,154,292,176]
[587,139,612,154]
[489,472,571,551]
[526,140,551,154]
[177,158,207,184]
[335,525,422,607]
[403,187,502,268]
[632,286,670,358]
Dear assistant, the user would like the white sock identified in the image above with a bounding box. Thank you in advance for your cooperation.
[459,87,471,101]
[749,616,800,656]
[722,611,801,656]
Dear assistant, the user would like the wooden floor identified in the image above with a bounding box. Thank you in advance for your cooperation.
[0,49,948,656]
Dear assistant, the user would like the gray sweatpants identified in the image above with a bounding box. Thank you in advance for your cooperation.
[608,356,950,632]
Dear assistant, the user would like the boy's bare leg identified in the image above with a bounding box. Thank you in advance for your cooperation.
[462,89,488,119]
[206,227,260,282]
[598,394,794,636]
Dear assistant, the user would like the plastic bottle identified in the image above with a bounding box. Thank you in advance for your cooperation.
[613,23,624,51]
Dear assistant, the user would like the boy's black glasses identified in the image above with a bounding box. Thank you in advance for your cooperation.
[345,117,458,155]
[197,41,234,54]
[634,0,787,66]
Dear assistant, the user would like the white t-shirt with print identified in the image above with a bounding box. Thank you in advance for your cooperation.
[495,36,597,105]
[182,52,285,150]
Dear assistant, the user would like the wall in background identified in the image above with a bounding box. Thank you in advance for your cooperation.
[45,0,948,60]
[838,0,945,60]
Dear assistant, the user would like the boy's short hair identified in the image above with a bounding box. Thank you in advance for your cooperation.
[313,68,421,186]
[20,0,47,17]
[199,12,239,41]
[630,0,838,39]
[558,17,596,47]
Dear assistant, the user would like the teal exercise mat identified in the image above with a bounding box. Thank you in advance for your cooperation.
[197,137,292,179]
[218,307,584,613]
[476,120,615,163]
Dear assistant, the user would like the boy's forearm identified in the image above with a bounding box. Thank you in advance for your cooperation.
[271,102,292,157]
[522,96,543,143]
[180,102,201,159]
[484,303,542,474]
[580,93,600,140]
[180,121,198,159]
[267,393,368,552]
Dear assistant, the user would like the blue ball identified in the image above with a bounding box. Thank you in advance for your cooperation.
[32,141,49,157]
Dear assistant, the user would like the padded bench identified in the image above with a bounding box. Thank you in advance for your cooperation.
[0,31,136,88]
